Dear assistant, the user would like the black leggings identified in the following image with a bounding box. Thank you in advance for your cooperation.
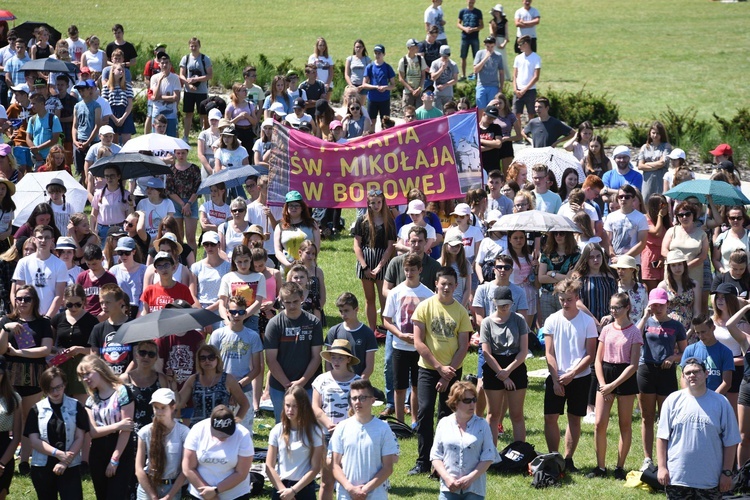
[31,464,83,500]
[90,434,135,500]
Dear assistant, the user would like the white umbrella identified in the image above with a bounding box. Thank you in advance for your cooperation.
[120,133,190,153]
[496,210,580,233]
[512,147,585,187]
[12,171,89,226]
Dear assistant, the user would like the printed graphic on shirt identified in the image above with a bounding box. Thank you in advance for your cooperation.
[281,326,315,342]
[229,280,258,305]
[430,315,457,340]
[167,344,194,384]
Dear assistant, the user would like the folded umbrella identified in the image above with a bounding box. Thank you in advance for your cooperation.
[89,152,173,180]
[664,179,750,207]
[197,165,260,195]
[110,308,222,345]
[496,210,580,233]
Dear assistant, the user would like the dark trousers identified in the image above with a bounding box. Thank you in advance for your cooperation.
[73,143,90,177]
[90,434,134,500]
[31,464,83,500]
[416,366,462,466]
[272,480,317,500]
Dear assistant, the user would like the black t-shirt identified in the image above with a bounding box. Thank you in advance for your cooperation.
[299,80,326,106]
[51,311,99,349]
[711,272,750,298]
[418,40,442,68]
[479,123,504,173]
[0,316,53,366]
[353,216,396,250]
[24,399,90,455]
[106,41,138,62]
[88,320,132,376]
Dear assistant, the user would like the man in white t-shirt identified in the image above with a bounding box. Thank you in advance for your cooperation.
[12,225,68,316]
[425,0,448,44]
[383,253,435,425]
[543,278,597,473]
[65,25,87,66]
[512,35,541,119]
[603,184,648,266]
[330,379,399,499]
[514,0,541,52]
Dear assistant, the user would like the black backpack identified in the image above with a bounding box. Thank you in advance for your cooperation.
[379,415,415,439]
[528,452,565,488]
[489,441,537,474]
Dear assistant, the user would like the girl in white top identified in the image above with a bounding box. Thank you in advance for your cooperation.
[312,341,360,500]
[218,245,266,324]
[80,35,106,75]
[135,388,189,500]
[197,111,221,180]
[199,183,231,234]
[563,121,593,162]
[711,285,750,414]
[450,203,484,263]
[136,180,175,239]
[308,37,334,95]
[266,386,324,500]
[395,200,436,254]
[46,182,74,238]
[218,198,250,259]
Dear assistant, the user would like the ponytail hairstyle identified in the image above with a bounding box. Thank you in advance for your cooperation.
[99,166,129,204]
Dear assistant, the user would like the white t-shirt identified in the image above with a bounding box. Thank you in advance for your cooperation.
[312,372,360,424]
[543,310,598,378]
[218,221,245,259]
[191,259,231,307]
[12,254,68,315]
[456,225,484,261]
[246,201,282,257]
[219,271,267,306]
[137,422,190,481]
[0,209,14,235]
[136,198,175,238]
[85,142,122,163]
[216,147,249,169]
[513,52,541,90]
[397,223,436,245]
[269,423,324,482]
[95,96,112,119]
[382,282,434,351]
[514,6,541,37]
[424,5,447,41]
[603,209,648,265]
[66,38,87,64]
[558,201,599,222]
[475,237,505,265]
[199,200,232,228]
[329,416,399,500]
[183,419,254,500]
[308,55,334,86]
[50,202,74,235]
[149,72,182,118]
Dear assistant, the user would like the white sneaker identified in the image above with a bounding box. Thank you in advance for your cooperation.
[582,412,596,424]
[640,457,654,471]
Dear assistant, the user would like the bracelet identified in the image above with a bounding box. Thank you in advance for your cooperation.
[52,448,57,457]
[110,459,119,466]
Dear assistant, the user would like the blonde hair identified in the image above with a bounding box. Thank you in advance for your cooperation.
[77,354,122,396]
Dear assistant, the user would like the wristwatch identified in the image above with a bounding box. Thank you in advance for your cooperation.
[550,271,557,278]
[722,469,733,477]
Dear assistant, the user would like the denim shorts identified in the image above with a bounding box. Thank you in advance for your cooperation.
[171,198,199,218]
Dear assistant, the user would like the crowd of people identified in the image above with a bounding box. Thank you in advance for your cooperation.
[0,2,747,499]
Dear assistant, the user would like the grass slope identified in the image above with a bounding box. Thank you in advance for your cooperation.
[9,0,749,120]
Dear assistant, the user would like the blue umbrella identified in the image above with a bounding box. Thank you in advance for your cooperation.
[664,179,750,206]
[197,165,260,195]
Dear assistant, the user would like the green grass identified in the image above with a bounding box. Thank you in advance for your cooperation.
[9,0,749,121]
[8,214,655,498]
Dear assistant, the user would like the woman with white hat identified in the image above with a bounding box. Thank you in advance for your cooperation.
[488,5,510,76]
[657,249,699,332]
[197,109,222,180]
[135,388,189,500]
[610,254,647,325]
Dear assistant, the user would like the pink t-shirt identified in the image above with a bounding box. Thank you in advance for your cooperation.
[92,186,131,225]
[599,323,643,364]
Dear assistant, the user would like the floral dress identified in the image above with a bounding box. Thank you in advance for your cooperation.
[666,286,695,333]
[618,282,648,325]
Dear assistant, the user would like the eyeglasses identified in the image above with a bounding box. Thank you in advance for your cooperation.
[729,216,744,222]
[65,301,83,309]
[676,212,692,218]
[15,296,33,303]
[202,242,218,248]
[155,262,173,271]
[138,350,157,358]
[349,395,372,402]
[116,250,132,256]
[494,264,512,270]
[461,397,478,404]
[199,354,217,362]
[228,309,247,316]
[49,382,65,393]
[287,203,302,209]
[609,305,624,312]
[231,208,246,214]
[618,194,633,200]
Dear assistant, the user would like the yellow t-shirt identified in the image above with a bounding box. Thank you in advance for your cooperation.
[413,295,472,370]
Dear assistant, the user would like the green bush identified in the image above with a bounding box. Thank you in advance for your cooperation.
[626,121,650,148]
[658,107,713,150]
[131,93,148,124]
[714,108,750,143]
[453,80,477,107]
[544,87,619,127]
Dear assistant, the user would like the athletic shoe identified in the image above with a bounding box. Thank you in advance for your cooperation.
[17,461,30,476]
[640,457,654,471]
[583,412,596,424]
[585,467,607,479]
[468,74,476,81]
[564,457,579,473]
[498,423,505,435]
[614,467,627,480]
[408,463,430,475]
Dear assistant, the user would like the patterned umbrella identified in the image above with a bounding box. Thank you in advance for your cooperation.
[512,147,585,188]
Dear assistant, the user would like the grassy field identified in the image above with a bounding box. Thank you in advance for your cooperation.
[7,0,749,121]
[11,210,655,499]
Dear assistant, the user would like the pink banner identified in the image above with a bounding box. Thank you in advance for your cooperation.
[267,111,483,208]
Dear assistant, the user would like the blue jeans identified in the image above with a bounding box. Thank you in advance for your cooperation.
[439,492,484,500]
[476,85,498,111]
[270,386,312,423]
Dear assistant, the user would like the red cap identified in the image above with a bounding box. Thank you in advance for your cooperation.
[709,143,733,157]
[79,66,91,75]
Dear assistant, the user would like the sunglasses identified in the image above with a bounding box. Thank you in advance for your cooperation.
[228,309,247,316]
[65,301,83,309]
[116,250,132,256]
[494,264,512,270]
[231,209,246,214]
[461,397,478,404]
[368,189,383,196]
[609,305,624,312]
[676,212,692,218]
[729,216,744,222]
[350,106,361,111]
[618,194,633,200]
[199,354,217,362]
[15,296,32,303]
[155,262,173,270]
[138,350,157,359]
[202,242,218,247]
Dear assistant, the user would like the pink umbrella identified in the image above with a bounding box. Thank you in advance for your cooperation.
[0,10,16,21]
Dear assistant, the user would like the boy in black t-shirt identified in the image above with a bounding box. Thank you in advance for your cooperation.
[325,293,377,379]
[88,283,131,375]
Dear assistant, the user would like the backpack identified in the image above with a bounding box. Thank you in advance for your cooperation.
[489,440,537,474]
[379,415,415,439]
[528,452,565,488]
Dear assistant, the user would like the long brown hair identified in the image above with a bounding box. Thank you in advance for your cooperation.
[572,242,617,281]
[365,191,394,250]
[646,194,671,229]
[281,200,316,229]
[0,356,17,414]
[666,261,694,293]
[8,285,42,321]
[281,385,317,459]
[148,398,176,488]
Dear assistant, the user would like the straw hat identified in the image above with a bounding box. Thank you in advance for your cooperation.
[320,339,360,366]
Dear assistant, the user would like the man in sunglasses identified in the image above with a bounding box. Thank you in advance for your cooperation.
[604,185,648,266]
[410,266,472,475]
[602,145,643,193]
[12,225,67,317]
[209,295,263,432]
[140,251,195,315]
